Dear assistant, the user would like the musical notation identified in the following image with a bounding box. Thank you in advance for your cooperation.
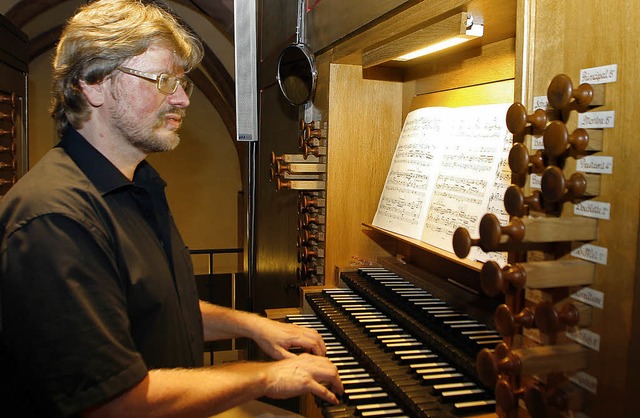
[376,196,425,225]
[373,103,513,255]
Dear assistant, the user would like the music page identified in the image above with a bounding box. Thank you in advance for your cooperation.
[372,103,512,262]
[372,107,450,239]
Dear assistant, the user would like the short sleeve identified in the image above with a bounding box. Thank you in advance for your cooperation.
[1,213,148,416]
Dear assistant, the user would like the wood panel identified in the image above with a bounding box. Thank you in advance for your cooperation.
[411,79,515,109]
[323,63,404,285]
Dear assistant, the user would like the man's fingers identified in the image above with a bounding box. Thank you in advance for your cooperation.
[310,381,339,405]
[294,326,326,356]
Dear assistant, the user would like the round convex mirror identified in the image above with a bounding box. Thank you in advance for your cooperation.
[276,43,318,106]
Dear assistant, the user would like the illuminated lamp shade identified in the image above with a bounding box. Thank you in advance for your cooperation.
[362,12,484,68]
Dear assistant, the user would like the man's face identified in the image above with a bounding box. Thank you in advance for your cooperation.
[109,44,190,154]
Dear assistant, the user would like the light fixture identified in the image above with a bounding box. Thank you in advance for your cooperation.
[362,12,484,68]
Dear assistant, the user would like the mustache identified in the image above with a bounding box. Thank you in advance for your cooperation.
[161,107,186,118]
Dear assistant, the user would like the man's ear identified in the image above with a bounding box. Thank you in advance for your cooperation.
[79,79,107,107]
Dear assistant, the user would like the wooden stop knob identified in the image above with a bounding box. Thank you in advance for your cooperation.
[276,160,290,175]
[476,349,499,388]
[524,384,569,418]
[547,74,595,110]
[506,102,548,134]
[479,213,525,250]
[495,378,521,414]
[270,167,279,181]
[543,120,589,159]
[508,143,546,175]
[534,301,580,334]
[301,195,319,209]
[524,385,549,418]
[476,342,510,388]
[0,142,16,154]
[0,126,16,137]
[0,109,15,122]
[270,151,283,165]
[495,304,535,337]
[0,92,16,106]
[302,246,318,261]
[480,261,527,296]
[540,166,587,203]
[276,178,291,190]
[300,262,318,277]
[303,142,319,158]
[0,160,17,171]
[504,185,543,217]
[300,118,322,132]
[452,227,479,258]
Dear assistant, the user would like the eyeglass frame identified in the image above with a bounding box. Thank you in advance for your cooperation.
[117,66,194,97]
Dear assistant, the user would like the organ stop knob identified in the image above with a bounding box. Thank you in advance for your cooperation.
[504,185,543,217]
[495,304,535,337]
[534,301,580,334]
[540,166,587,203]
[452,213,524,258]
[480,258,596,296]
[477,343,589,388]
[547,73,596,110]
[509,142,546,175]
[495,378,523,415]
[506,102,547,135]
[543,120,589,159]
[480,214,525,247]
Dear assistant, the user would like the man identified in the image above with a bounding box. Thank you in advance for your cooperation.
[0,1,342,417]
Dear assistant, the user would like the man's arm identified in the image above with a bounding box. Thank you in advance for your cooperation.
[199,300,327,359]
[84,353,342,418]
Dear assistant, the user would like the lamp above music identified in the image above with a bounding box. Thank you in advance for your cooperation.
[362,12,484,68]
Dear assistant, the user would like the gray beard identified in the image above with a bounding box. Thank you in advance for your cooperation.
[114,107,185,154]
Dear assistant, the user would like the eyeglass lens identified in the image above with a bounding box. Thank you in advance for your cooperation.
[158,74,193,97]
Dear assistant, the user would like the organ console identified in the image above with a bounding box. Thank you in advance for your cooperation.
[296,265,502,417]
[256,1,640,417]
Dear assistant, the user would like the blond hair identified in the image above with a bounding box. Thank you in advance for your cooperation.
[51,0,204,136]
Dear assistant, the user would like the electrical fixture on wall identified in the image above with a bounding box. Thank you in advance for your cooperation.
[362,12,484,68]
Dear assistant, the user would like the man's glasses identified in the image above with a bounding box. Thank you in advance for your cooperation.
[117,66,194,97]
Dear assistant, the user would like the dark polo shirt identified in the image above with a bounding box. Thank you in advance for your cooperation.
[0,127,203,417]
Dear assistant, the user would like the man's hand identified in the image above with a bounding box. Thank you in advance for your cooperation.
[252,317,327,359]
[263,353,343,405]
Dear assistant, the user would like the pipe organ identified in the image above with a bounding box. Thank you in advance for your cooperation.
[0,15,27,199]
[270,119,328,286]
[256,0,640,416]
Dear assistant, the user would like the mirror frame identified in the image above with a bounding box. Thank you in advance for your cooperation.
[276,43,318,106]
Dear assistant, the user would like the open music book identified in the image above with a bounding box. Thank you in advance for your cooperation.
[372,103,512,264]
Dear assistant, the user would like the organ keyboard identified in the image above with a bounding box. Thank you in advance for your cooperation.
[290,266,502,417]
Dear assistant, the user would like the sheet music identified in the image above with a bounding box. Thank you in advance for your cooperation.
[373,103,512,263]
[372,107,449,238]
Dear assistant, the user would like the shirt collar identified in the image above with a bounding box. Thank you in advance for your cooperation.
[58,126,166,195]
